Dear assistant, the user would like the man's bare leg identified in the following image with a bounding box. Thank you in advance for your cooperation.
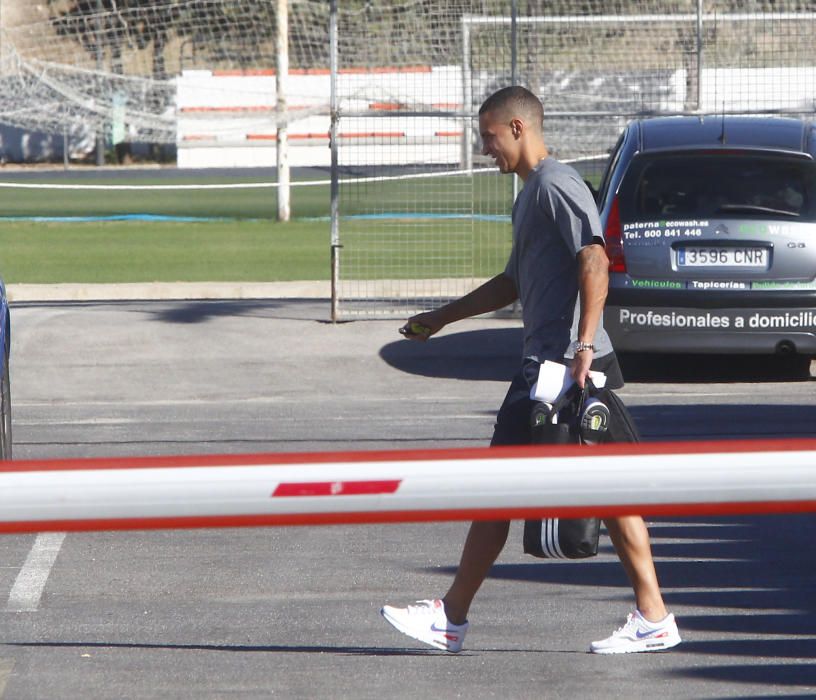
[604,515,668,621]
[442,520,510,625]
[440,516,666,626]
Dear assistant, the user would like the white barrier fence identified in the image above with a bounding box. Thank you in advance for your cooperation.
[1,439,815,534]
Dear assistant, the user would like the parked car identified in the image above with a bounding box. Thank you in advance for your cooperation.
[0,281,9,459]
[596,115,816,370]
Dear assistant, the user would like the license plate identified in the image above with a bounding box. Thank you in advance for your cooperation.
[677,247,768,267]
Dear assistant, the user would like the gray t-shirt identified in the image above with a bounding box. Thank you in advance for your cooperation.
[504,157,614,362]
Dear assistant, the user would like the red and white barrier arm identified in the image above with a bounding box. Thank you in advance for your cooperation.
[0,438,815,534]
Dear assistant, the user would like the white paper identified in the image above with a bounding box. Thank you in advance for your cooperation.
[529,360,606,403]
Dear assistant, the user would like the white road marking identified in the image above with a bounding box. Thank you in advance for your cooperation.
[12,395,472,408]
[6,533,66,613]
[617,391,759,399]
[0,659,14,697]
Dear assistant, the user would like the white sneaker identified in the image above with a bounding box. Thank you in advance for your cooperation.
[380,599,468,653]
[590,610,681,654]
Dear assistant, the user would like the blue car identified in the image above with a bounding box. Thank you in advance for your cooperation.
[596,115,816,371]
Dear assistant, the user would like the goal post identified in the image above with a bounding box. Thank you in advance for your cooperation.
[276,0,290,222]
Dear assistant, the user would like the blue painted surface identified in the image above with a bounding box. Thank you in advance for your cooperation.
[0,213,512,224]
[0,214,229,223]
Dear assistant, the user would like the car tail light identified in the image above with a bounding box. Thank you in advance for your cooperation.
[604,196,627,273]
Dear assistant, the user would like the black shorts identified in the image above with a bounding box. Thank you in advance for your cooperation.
[490,353,624,447]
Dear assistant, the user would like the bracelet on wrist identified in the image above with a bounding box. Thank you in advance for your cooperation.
[573,341,595,353]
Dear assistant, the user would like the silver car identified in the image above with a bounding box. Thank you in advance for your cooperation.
[597,115,816,369]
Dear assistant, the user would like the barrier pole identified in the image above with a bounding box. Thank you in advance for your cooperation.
[1,438,815,534]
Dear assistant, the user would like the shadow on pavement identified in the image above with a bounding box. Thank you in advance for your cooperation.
[379,327,522,382]
[424,514,816,691]
[380,328,813,383]
[627,403,816,440]
[2,641,439,657]
[144,299,309,324]
[669,663,816,692]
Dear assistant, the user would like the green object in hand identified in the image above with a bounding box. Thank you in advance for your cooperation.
[401,321,431,337]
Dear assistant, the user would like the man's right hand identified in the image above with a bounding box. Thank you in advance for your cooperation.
[397,274,516,342]
[399,312,443,342]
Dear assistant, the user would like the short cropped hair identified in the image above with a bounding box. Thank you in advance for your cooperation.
[478,86,544,134]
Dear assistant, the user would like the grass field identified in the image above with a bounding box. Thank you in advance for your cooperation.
[0,173,326,220]
[0,221,329,283]
[0,170,516,284]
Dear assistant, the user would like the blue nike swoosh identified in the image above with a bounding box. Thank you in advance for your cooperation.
[430,623,456,634]
[636,629,663,639]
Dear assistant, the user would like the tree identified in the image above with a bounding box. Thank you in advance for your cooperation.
[47,0,180,79]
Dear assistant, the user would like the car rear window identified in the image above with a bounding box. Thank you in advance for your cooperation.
[620,153,816,221]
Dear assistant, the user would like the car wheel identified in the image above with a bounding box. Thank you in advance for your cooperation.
[0,347,11,460]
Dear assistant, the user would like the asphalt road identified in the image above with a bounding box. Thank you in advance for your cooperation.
[1,300,815,699]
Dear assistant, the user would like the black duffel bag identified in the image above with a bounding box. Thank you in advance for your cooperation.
[522,378,640,559]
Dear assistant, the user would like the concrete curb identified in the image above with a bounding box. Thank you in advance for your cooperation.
[7,281,332,303]
[6,278,492,304]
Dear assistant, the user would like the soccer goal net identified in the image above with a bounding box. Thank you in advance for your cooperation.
[0,1,330,150]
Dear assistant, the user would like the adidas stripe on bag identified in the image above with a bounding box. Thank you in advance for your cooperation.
[524,514,602,559]
[523,379,640,560]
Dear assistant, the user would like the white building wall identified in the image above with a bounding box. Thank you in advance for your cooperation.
[176,66,464,169]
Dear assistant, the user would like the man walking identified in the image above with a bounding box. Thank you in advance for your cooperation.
[381,86,680,655]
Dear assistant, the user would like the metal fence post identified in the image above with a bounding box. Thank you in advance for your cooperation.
[329,0,340,322]
[697,0,704,112]
[511,0,519,202]
[461,15,472,172]
[95,0,105,166]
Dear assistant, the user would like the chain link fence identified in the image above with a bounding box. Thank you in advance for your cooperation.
[331,0,816,318]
